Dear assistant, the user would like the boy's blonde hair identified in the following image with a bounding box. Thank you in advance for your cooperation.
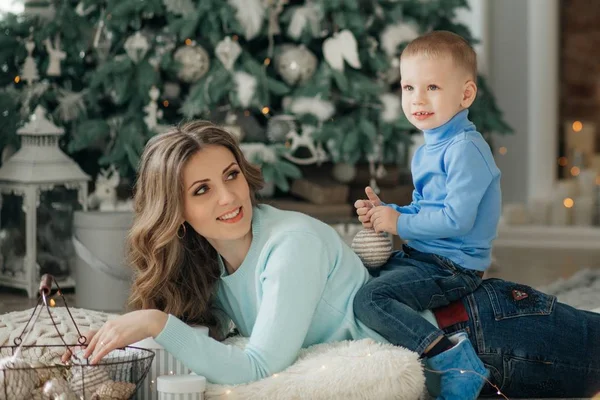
[401,30,477,80]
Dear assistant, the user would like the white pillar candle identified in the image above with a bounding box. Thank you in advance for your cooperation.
[527,198,551,225]
[573,195,595,226]
[577,169,597,197]
[503,203,529,225]
[550,180,577,225]
[551,197,572,225]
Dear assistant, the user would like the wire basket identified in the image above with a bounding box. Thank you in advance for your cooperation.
[0,274,155,399]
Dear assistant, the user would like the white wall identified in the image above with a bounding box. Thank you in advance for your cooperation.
[488,0,531,204]
[458,0,559,204]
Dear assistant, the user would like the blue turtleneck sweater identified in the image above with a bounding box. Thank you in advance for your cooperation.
[391,109,501,271]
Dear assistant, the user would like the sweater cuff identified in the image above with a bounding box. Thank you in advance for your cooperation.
[397,213,414,239]
[154,314,195,350]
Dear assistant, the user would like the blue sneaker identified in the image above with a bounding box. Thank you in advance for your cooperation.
[426,332,489,400]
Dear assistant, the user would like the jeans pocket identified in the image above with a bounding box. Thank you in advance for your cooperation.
[432,254,460,273]
[502,356,561,398]
[482,279,556,321]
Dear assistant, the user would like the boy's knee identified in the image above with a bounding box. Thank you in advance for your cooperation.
[353,285,374,318]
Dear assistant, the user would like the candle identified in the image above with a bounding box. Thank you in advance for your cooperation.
[573,195,594,226]
[577,169,597,197]
[527,198,551,225]
[564,120,596,174]
[503,203,529,225]
[550,180,578,225]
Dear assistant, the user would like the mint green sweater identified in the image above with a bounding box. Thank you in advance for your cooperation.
[155,204,436,384]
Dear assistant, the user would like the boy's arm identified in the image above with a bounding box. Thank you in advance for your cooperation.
[397,141,495,240]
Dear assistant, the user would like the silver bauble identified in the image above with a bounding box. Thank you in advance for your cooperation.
[351,228,393,268]
[331,162,357,183]
[174,44,210,83]
[275,45,317,86]
[266,115,297,143]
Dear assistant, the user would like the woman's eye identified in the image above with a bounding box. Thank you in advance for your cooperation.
[403,85,413,91]
[227,170,240,180]
[428,85,439,90]
[194,185,208,196]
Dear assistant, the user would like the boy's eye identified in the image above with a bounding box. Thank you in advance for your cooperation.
[428,85,439,91]
[402,85,413,91]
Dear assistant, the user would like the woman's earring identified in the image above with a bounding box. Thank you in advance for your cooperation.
[177,223,187,239]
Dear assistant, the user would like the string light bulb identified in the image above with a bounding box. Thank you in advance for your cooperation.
[558,157,568,167]
[49,299,56,307]
[264,58,271,66]
[185,38,192,46]
[571,166,580,176]
[163,100,169,107]
[498,147,507,155]
[572,120,583,132]
[564,197,574,208]
[261,106,270,115]
[14,76,20,83]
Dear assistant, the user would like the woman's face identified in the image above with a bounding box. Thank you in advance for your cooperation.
[181,145,253,242]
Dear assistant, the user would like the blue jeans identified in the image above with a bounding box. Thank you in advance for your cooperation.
[446,278,600,398]
[353,246,483,355]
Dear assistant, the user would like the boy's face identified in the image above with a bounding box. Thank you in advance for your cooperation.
[400,54,475,131]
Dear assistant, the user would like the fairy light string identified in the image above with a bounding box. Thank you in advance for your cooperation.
[206,352,509,399]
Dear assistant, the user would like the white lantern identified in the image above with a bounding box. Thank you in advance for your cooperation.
[0,106,90,298]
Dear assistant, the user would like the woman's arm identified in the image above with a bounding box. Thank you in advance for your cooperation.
[154,232,329,384]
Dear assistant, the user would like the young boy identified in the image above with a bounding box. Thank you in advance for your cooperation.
[353,31,501,399]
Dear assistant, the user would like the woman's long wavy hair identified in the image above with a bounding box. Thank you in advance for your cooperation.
[127,120,264,331]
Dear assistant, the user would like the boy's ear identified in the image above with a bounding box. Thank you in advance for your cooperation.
[461,80,477,108]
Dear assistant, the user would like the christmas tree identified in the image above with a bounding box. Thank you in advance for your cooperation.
[0,0,512,194]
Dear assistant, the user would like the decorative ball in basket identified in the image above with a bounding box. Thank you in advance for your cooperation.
[351,228,393,268]
[0,274,155,399]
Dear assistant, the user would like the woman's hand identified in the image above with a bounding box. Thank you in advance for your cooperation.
[61,329,98,363]
[82,310,168,364]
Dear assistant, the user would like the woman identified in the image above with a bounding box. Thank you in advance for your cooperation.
[80,120,391,385]
[80,121,600,397]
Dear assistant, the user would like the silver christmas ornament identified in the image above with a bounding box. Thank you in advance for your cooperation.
[163,81,181,99]
[331,162,357,183]
[124,32,150,63]
[215,36,242,71]
[275,45,317,86]
[266,114,297,143]
[174,44,210,83]
[351,228,393,268]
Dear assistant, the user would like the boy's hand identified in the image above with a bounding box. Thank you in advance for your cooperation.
[354,186,382,228]
[367,206,400,235]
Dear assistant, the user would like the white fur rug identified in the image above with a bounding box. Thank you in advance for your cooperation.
[207,336,424,400]
[539,268,600,311]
